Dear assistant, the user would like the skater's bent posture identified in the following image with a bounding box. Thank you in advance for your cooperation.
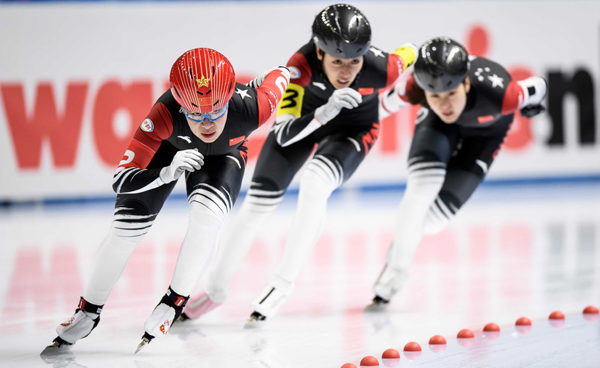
[368,37,547,309]
[181,3,417,325]
[45,48,289,352]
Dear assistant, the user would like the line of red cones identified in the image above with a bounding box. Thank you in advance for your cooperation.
[341,305,599,368]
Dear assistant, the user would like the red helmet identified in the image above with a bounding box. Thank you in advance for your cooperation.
[169,48,236,113]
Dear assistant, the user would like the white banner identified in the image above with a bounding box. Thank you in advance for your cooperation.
[1,1,599,201]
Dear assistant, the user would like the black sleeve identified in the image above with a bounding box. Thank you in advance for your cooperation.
[112,167,166,194]
[271,112,320,147]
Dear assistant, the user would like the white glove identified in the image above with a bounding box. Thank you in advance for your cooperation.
[379,80,409,120]
[246,66,289,89]
[314,88,362,125]
[159,149,204,184]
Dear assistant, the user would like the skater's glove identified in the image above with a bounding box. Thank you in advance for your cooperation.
[160,149,204,184]
[314,88,362,125]
[380,79,410,119]
[516,76,547,116]
[246,66,289,89]
[520,104,545,118]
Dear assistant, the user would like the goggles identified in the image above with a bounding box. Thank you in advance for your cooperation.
[182,103,228,123]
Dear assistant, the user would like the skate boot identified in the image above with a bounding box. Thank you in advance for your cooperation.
[135,286,189,354]
[245,276,294,329]
[179,291,223,321]
[365,265,409,312]
[42,297,103,355]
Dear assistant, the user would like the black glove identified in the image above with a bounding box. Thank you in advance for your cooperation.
[520,104,545,118]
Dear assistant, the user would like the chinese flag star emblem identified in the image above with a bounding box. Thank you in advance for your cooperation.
[197,76,210,88]
[229,136,245,146]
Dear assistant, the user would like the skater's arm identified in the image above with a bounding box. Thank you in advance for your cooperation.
[269,51,327,147]
[373,43,417,120]
[273,87,363,147]
[272,53,363,147]
[254,66,291,127]
[386,43,418,87]
[112,103,178,194]
[271,107,321,147]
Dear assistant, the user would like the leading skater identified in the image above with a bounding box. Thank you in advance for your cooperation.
[368,37,547,309]
[180,4,417,325]
[43,48,289,353]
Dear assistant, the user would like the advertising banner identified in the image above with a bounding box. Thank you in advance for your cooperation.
[1,1,598,201]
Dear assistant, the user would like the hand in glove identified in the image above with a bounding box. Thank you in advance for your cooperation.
[159,149,204,184]
[520,104,546,118]
[314,88,363,125]
[517,76,547,117]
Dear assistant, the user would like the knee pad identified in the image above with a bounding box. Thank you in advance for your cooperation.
[302,155,342,200]
[422,168,481,234]
[404,159,446,201]
[111,199,157,243]
[188,183,233,223]
[245,178,285,213]
[423,190,460,234]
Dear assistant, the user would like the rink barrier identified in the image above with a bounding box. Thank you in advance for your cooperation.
[2,173,600,208]
[358,173,600,193]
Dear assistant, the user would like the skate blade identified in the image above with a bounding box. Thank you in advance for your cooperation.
[40,339,73,356]
[364,302,389,313]
[134,337,151,354]
[176,312,191,323]
[243,317,266,329]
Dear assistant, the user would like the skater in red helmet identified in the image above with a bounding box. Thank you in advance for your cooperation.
[43,48,289,353]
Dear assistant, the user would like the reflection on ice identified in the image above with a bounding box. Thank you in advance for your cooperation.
[0,185,599,367]
[40,349,87,368]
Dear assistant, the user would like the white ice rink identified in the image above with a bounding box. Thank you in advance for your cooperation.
[1,183,599,368]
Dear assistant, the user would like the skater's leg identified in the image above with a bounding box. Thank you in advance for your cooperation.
[372,112,458,305]
[182,196,275,319]
[421,126,508,234]
[251,126,379,320]
[183,133,313,319]
[203,181,284,301]
[372,114,511,306]
[143,148,248,339]
[83,200,163,305]
[249,165,337,319]
[49,180,176,349]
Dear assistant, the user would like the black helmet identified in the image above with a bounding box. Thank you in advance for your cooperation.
[413,37,470,93]
[312,4,371,59]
